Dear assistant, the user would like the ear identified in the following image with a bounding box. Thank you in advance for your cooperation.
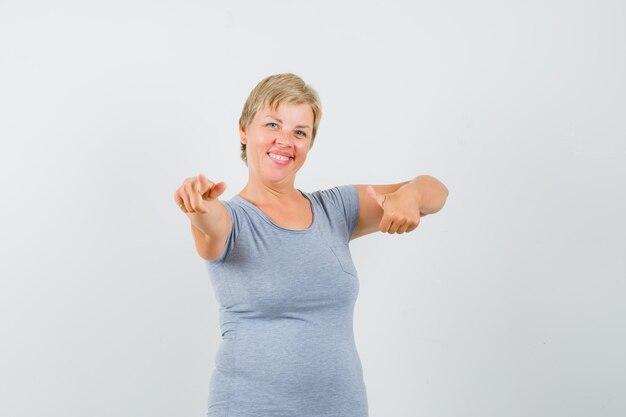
[239,124,247,144]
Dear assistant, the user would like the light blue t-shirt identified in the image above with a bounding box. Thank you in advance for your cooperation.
[204,185,368,417]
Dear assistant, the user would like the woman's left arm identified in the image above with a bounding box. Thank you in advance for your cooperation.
[351,175,449,240]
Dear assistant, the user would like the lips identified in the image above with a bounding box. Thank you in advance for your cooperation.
[267,151,294,158]
[267,152,293,165]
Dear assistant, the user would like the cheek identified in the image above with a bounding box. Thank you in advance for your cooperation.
[253,133,272,148]
[296,140,310,154]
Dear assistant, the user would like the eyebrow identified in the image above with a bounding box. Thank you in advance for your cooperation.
[263,115,312,131]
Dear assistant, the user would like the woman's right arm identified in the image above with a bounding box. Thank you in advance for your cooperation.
[174,174,232,261]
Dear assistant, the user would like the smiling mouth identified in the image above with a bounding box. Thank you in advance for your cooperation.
[267,152,293,162]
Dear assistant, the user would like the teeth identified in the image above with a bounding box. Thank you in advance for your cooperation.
[269,153,290,161]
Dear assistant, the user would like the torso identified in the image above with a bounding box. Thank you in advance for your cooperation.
[206,184,367,415]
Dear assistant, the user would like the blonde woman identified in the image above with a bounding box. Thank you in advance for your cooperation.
[174,73,449,417]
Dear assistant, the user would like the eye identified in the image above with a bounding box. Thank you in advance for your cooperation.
[266,122,278,128]
[295,130,307,137]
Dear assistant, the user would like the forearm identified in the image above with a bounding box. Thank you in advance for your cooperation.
[187,199,230,238]
[399,175,449,215]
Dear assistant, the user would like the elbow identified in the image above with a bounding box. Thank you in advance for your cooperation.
[435,183,449,213]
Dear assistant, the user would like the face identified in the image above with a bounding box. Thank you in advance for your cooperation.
[240,102,314,185]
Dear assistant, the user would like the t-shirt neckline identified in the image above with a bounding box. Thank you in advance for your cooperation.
[233,189,316,233]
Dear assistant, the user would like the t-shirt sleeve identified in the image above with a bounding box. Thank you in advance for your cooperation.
[317,184,360,241]
[206,199,240,265]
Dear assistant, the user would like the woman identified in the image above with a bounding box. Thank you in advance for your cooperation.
[174,73,448,417]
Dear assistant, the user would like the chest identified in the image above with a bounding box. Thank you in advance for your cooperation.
[258,201,313,230]
[225,233,359,314]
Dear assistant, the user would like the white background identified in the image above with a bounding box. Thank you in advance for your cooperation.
[1,1,625,416]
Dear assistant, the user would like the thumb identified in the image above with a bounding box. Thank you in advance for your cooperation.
[207,181,227,200]
[366,185,385,208]
[196,174,227,200]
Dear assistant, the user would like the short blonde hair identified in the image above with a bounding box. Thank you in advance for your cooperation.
[239,73,322,166]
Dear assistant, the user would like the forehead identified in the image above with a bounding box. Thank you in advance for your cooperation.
[256,102,314,124]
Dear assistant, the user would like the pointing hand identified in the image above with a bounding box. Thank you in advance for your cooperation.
[174,173,227,214]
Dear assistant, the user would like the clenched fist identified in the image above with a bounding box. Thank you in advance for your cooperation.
[366,185,421,234]
[174,173,227,214]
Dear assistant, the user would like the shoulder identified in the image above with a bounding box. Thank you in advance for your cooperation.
[201,197,248,264]
[309,185,358,211]
[308,185,360,241]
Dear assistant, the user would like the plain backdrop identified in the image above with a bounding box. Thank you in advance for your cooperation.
[1,1,625,416]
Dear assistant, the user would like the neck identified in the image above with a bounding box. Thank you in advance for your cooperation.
[240,172,301,205]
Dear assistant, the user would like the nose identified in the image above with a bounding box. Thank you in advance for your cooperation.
[275,131,293,147]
